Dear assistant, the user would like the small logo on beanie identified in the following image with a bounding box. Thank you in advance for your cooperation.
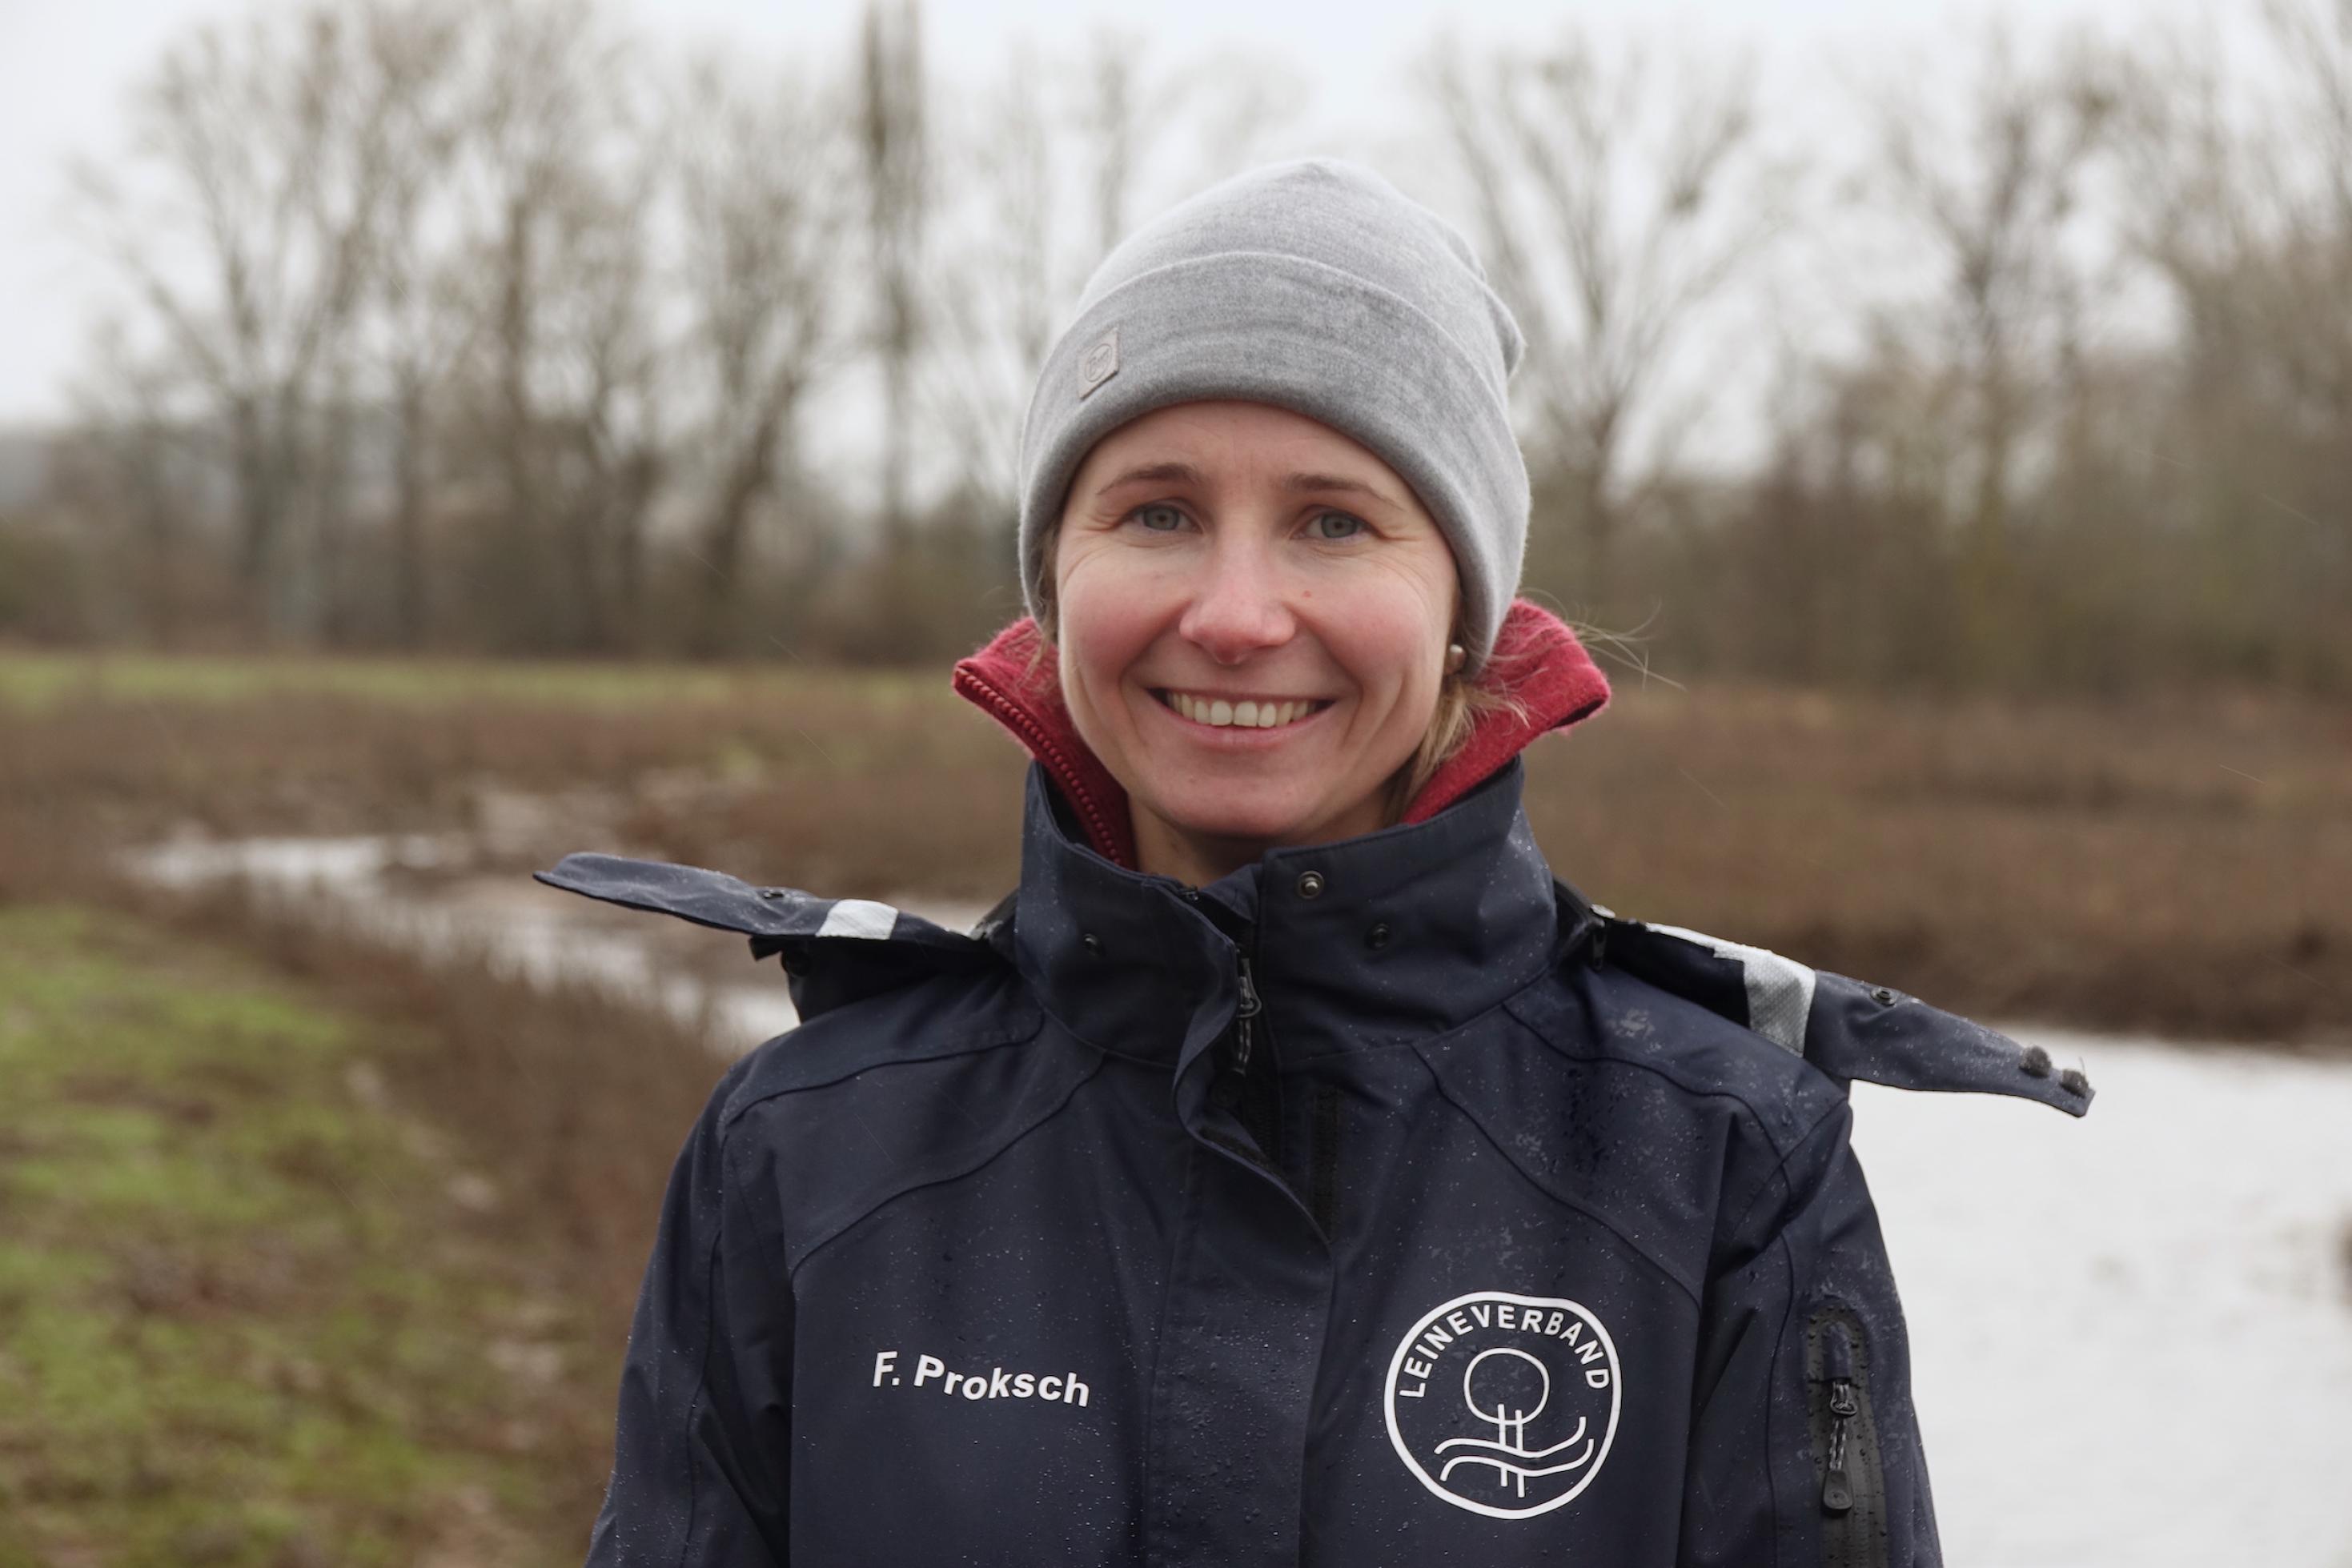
[1078,328,1120,399]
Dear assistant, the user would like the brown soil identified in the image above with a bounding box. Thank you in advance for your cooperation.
[4,669,2346,1044]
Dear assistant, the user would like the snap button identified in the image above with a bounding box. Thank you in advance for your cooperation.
[1082,933,1103,960]
[1365,921,1392,951]
[759,888,788,900]
[1870,985,1897,1006]
[1294,871,1326,900]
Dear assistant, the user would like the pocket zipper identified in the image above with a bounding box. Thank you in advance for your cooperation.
[1806,1305,1888,1568]
[1820,1329,1860,1514]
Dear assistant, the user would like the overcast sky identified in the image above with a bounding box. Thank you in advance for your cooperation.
[0,0,2234,427]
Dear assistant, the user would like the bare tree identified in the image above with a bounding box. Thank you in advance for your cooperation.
[917,38,1124,523]
[2106,1,2352,672]
[1424,28,1787,611]
[668,56,852,652]
[563,174,668,652]
[59,323,207,643]
[1160,43,1299,193]
[921,33,1298,522]
[2258,0,2352,460]
[1074,29,1147,257]
[70,2,415,637]
[1859,24,2117,602]
[858,0,929,548]
[447,0,664,652]
[354,0,474,647]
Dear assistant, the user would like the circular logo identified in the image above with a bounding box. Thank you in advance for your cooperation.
[1081,340,1116,383]
[1383,1290,1622,1518]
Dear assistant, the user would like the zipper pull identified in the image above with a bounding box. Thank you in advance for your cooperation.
[1234,956,1263,1073]
[1820,1319,1859,1514]
[1821,1376,1856,1514]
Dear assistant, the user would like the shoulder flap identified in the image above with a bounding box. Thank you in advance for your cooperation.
[1595,912,2093,1117]
[533,852,997,1019]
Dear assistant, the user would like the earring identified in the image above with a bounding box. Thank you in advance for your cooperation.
[1444,643,1467,675]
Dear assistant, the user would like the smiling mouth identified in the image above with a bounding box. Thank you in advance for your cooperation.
[1155,689,1333,730]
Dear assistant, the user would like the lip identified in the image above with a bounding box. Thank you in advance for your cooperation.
[1142,686,1337,747]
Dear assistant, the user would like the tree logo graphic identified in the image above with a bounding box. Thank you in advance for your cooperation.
[1383,1290,1622,1518]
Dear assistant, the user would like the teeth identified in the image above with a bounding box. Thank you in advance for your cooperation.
[1161,692,1321,729]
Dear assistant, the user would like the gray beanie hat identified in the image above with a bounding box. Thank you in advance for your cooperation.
[1016,156,1531,668]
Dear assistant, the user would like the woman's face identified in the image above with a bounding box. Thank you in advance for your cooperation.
[1052,399,1459,880]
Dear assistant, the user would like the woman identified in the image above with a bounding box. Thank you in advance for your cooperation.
[542,158,2090,1566]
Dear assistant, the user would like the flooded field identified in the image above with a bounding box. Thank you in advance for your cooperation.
[1858,1044,2352,1568]
[130,829,985,1047]
[127,827,2352,1568]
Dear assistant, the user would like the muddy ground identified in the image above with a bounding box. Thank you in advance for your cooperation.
[6,653,2344,1045]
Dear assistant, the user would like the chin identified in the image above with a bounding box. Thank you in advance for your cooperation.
[1147,788,1334,852]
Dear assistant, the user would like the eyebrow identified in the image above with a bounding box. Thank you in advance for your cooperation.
[1093,459,1405,511]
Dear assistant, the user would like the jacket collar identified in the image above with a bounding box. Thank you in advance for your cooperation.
[953,598,1611,1071]
[949,597,1613,870]
[1002,752,1591,1071]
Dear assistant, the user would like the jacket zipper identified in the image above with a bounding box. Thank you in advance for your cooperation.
[1806,1306,1888,1568]
[1169,883,1260,1080]
[1233,955,1262,1072]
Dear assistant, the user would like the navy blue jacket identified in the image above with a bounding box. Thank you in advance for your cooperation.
[540,759,2089,1566]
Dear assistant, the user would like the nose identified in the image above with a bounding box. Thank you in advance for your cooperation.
[1175,528,1295,665]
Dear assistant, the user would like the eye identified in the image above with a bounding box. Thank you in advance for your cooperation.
[1306,510,1368,540]
[1127,503,1190,533]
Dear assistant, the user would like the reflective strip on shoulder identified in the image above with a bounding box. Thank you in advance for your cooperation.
[1637,921,1817,1056]
[817,898,901,940]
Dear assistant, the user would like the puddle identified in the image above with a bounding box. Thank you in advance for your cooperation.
[127,830,985,1049]
[123,829,2352,1566]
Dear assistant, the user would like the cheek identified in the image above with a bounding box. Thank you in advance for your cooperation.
[1326,620,1443,744]
[1054,540,1172,704]
[1312,565,1453,703]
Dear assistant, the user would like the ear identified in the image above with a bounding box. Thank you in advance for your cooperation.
[1036,524,1066,646]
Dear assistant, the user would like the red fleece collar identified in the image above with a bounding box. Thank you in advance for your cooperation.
[949,600,1611,870]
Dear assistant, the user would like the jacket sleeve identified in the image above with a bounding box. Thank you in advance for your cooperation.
[1680,1097,1941,1568]
[586,1053,795,1566]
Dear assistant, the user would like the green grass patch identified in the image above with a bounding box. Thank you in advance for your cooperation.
[0,904,587,1566]
[0,648,933,713]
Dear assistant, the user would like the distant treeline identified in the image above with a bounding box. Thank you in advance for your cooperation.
[1,0,2346,693]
